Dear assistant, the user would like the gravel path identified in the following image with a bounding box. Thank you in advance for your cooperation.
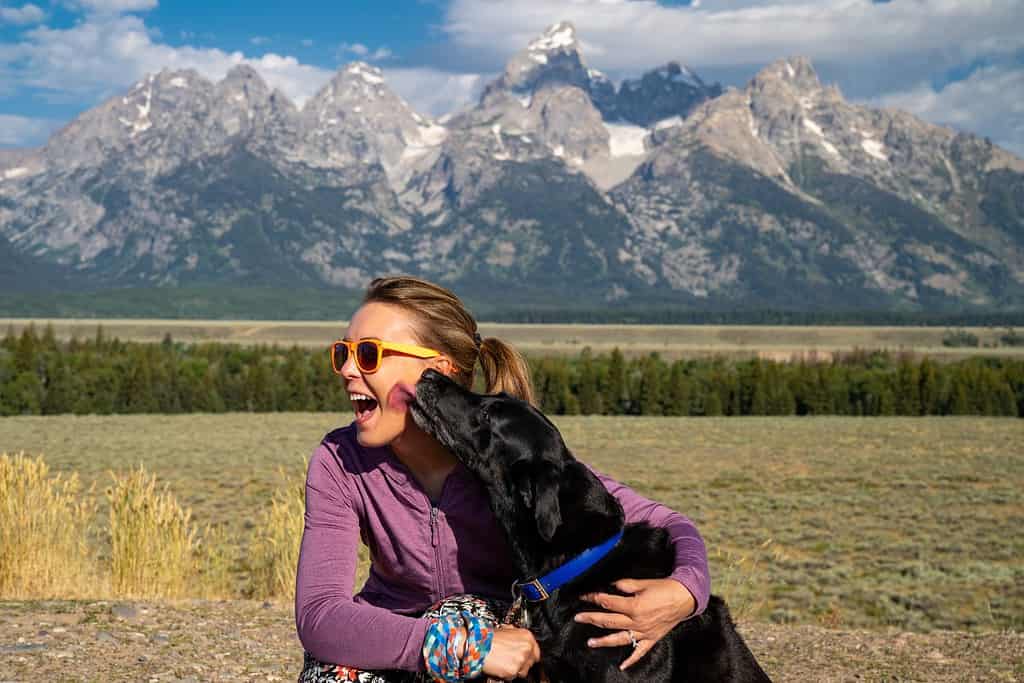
[2,600,1021,682]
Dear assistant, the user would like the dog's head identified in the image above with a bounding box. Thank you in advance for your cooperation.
[409,369,622,573]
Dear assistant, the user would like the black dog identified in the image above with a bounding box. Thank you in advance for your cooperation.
[408,369,771,683]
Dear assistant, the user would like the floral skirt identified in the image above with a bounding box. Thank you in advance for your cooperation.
[298,594,510,683]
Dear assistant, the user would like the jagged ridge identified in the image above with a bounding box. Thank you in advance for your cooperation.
[1,22,1022,311]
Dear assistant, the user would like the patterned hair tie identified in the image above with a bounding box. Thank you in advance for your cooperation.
[422,612,494,682]
[473,332,483,349]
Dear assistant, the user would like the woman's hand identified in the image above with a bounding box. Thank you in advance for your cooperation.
[574,578,696,670]
[482,625,541,680]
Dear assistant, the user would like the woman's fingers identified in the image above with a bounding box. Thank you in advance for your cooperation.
[579,591,636,616]
[573,609,633,631]
[585,629,638,649]
[619,639,655,671]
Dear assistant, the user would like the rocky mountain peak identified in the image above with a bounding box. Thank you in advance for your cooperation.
[154,68,207,90]
[304,62,394,124]
[608,61,723,126]
[526,21,579,55]
[219,64,269,94]
[337,61,386,86]
[754,57,822,92]
[215,64,272,109]
[652,62,705,88]
[496,21,590,95]
[296,62,447,190]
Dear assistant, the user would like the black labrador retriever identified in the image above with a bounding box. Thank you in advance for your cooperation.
[408,369,771,683]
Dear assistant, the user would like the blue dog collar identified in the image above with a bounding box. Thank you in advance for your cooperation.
[514,529,624,602]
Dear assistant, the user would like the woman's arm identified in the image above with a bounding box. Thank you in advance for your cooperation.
[295,442,429,671]
[585,463,710,616]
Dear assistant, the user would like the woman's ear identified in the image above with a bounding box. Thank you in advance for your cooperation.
[434,356,455,377]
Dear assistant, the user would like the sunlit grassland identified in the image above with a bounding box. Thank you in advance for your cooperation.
[4,318,1023,359]
[1,413,1021,631]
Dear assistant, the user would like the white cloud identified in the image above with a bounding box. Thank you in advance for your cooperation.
[0,3,45,25]
[386,68,486,118]
[4,13,333,107]
[300,38,314,47]
[875,65,1024,158]
[339,42,369,57]
[69,0,158,13]
[0,114,60,146]
[338,42,392,61]
[444,0,1024,73]
[250,36,269,46]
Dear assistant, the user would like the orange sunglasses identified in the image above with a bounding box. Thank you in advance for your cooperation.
[331,338,441,374]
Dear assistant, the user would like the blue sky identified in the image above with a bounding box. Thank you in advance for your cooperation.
[2,0,1023,155]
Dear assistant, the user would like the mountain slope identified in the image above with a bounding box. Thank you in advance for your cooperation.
[1,22,1022,312]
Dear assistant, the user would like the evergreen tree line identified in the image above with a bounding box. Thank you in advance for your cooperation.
[2,325,1022,417]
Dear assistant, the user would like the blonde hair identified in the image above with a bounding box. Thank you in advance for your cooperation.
[363,276,535,405]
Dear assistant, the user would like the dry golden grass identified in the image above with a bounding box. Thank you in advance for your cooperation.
[248,465,305,600]
[5,317,1022,359]
[107,466,198,599]
[0,456,251,601]
[0,452,98,598]
[0,414,1021,632]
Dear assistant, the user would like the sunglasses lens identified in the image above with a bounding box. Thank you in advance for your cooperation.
[332,343,348,373]
[357,341,380,372]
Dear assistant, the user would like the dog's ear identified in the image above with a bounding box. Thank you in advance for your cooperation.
[533,471,562,542]
[513,461,562,542]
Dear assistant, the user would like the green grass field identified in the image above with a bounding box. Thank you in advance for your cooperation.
[4,318,1023,359]
[1,414,1021,632]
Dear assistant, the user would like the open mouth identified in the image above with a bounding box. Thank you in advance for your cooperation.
[349,392,379,424]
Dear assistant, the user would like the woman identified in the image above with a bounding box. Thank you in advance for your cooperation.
[296,276,710,681]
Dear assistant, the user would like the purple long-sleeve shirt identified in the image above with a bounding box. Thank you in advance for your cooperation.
[295,424,710,671]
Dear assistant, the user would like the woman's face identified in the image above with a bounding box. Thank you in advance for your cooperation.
[340,302,450,448]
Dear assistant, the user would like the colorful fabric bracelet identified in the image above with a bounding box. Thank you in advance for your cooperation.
[422,612,494,682]
[458,613,493,679]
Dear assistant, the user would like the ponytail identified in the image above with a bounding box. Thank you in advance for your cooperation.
[478,337,534,405]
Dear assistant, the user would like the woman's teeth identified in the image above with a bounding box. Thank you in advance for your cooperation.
[349,393,378,415]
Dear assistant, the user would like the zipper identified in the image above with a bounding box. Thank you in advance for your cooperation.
[430,505,442,602]
[422,468,458,603]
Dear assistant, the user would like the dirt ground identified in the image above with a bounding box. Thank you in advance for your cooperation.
[1,600,1021,682]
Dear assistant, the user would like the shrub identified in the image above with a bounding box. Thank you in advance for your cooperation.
[999,327,1024,347]
[107,466,198,598]
[942,328,979,347]
[0,452,98,598]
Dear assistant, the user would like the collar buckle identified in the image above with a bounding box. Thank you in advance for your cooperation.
[514,577,550,602]
[524,581,548,602]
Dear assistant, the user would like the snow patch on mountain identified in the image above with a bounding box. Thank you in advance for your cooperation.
[654,116,683,130]
[861,138,888,161]
[802,118,825,138]
[604,122,648,157]
[529,22,576,52]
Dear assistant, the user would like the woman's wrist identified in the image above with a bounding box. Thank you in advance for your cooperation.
[668,577,698,619]
[422,612,494,681]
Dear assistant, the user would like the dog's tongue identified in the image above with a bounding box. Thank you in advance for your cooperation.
[388,382,417,411]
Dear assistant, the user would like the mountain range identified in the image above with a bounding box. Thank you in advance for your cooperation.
[2,21,1023,314]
